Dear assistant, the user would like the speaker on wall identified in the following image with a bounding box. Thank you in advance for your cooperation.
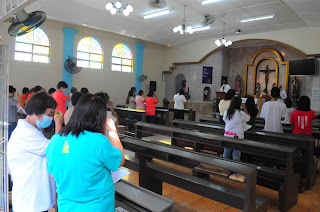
[150,81,157,92]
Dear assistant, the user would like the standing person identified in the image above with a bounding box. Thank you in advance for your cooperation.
[290,96,315,136]
[7,92,64,212]
[223,97,251,161]
[173,88,187,119]
[220,80,231,93]
[46,94,125,212]
[260,87,287,133]
[80,87,89,94]
[218,89,235,125]
[52,81,70,115]
[48,88,56,95]
[20,87,29,108]
[8,86,22,137]
[64,92,84,125]
[130,87,137,97]
[145,91,159,123]
[282,98,295,125]
[95,92,119,126]
[245,96,259,128]
[126,90,136,109]
[26,86,45,102]
[135,90,145,110]
[69,87,77,108]
[279,85,287,102]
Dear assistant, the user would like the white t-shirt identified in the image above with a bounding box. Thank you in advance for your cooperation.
[7,119,56,212]
[280,89,287,100]
[223,109,251,139]
[281,107,295,124]
[220,84,231,93]
[260,100,287,133]
[174,94,187,109]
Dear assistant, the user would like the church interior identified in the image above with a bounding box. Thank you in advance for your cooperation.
[1,0,320,212]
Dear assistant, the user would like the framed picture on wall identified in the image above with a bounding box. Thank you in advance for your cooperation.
[202,66,213,84]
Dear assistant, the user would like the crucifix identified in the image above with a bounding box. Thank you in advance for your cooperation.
[259,65,275,94]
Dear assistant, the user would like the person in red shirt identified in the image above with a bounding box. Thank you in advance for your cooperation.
[20,87,29,109]
[52,81,70,115]
[290,96,315,136]
[145,91,159,123]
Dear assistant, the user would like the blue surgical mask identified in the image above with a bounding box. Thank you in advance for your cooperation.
[36,115,53,129]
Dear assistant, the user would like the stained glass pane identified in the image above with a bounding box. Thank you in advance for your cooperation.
[122,66,132,73]
[90,62,103,69]
[122,59,132,66]
[90,54,103,62]
[77,60,89,68]
[122,44,133,59]
[111,43,133,72]
[15,43,32,53]
[77,37,103,69]
[15,52,32,61]
[33,55,49,63]
[112,64,121,71]
[33,45,49,55]
[77,52,90,60]
[14,27,50,63]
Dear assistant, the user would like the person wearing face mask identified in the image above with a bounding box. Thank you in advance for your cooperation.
[52,81,70,115]
[7,92,64,212]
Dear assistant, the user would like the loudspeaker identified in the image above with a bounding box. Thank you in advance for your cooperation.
[150,81,157,92]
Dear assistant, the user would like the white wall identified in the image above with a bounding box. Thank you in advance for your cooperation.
[164,27,320,71]
[0,19,166,106]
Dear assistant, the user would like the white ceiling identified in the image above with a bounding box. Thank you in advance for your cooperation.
[25,0,320,47]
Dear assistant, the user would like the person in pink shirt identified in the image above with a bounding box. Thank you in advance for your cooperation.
[135,90,145,110]
[52,81,70,115]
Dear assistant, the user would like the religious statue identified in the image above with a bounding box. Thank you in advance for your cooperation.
[292,76,299,97]
[235,75,241,95]
[255,81,261,96]
[260,65,275,95]
[182,80,191,100]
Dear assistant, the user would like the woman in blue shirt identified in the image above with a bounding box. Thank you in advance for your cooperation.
[46,94,125,212]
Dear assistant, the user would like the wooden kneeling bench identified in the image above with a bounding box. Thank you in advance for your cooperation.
[121,137,269,212]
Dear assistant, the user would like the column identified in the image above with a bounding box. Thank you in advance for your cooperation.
[62,28,77,89]
[135,43,146,92]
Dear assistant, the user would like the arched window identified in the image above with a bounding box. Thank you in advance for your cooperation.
[77,37,103,69]
[14,27,50,63]
[112,43,133,72]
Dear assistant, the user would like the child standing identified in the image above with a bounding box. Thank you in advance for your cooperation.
[52,81,70,115]
[223,97,251,161]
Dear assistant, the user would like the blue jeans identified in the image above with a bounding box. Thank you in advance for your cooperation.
[223,148,241,161]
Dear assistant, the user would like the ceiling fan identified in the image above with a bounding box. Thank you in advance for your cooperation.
[201,14,215,27]
[148,0,167,9]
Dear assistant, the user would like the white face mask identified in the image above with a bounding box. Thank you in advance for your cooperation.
[61,88,65,92]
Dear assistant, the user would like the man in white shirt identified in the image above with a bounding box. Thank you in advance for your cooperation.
[278,84,287,101]
[220,80,231,93]
[260,87,287,133]
[174,89,187,119]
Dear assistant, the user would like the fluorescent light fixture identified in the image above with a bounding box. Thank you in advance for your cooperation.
[132,35,135,37]
[192,26,210,32]
[144,10,170,19]
[202,0,221,5]
[241,15,275,23]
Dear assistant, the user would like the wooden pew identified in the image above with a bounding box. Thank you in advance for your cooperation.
[134,122,298,212]
[121,136,269,212]
[172,119,317,190]
[156,107,196,121]
[114,107,170,126]
[199,117,320,139]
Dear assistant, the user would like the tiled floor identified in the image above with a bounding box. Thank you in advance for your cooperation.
[120,161,320,212]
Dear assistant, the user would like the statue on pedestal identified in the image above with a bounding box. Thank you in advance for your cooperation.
[235,75,241,95]
[255,81,261,96]
[260,65,275,95]
[292,76,299,97]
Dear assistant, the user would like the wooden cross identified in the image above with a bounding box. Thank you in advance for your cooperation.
[259,65,275,94]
